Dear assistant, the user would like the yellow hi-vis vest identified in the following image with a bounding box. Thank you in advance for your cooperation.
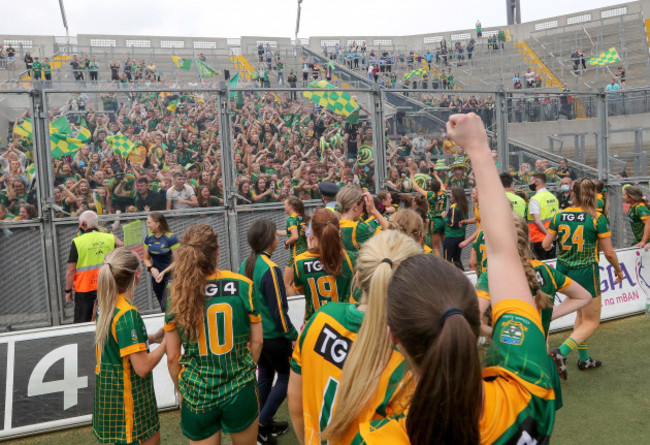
[527,190,559,243]
[72,230,115,292]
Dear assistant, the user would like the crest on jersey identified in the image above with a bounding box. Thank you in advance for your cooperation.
[131,329,138,343]
[500,321,524,346]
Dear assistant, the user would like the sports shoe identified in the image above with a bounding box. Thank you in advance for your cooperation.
[257,425,278,445]
[269,420,289,436]
[551,348,567,380]
[577,357,602,370]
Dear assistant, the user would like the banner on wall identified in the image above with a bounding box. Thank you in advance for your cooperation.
[0,249,647,439]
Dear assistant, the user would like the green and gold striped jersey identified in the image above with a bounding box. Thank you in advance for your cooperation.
[548,207,611,268]
[93,295,159,444]
[627,202,650,245]
[164,270,261,409]
[287,212,309,259]
[425,191,448,218]
[473,229,487,275]
[293,250,356,322]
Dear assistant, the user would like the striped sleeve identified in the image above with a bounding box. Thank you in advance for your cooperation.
[115,309,148,357]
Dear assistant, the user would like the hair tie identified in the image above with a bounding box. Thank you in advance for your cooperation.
[440,307,465,325]
[381,258,393,267]
[186,243,200,248]
[325,220,332,225]
[105,262,113,271]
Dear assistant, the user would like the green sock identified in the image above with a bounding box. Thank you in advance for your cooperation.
[578,343,590,361]
[559,337,579,357]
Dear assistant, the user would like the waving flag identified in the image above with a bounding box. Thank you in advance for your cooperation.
[172,56,193,70]
[196,59,220,77]
[303,80,359,117]
[587,48,621,66]
[106,133,136,157]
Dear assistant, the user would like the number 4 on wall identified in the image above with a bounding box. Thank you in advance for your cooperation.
[27,344,88,410]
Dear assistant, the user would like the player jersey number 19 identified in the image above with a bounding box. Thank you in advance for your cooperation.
[307,276,339,309]
[198,303,234,356]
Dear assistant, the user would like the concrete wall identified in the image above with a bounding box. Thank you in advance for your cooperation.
[308,1,642,52]
[508,111,650,150]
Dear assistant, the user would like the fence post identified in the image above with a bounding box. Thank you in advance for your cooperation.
[495,88,509,174]
[370,87,386,192]
[32,91,63,325]
[596,91,609,180]
[217,88,240,269]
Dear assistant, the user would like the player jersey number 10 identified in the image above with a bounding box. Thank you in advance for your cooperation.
[198,303,234,356]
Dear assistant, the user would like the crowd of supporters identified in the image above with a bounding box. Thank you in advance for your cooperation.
[0,76,585,223]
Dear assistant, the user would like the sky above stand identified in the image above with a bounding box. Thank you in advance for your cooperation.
[4,0,628,38]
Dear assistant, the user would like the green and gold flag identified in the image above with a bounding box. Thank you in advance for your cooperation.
[303,80,359,117]
[105,133,136,157]
[172,56,193,70]
[14,119,32,139]
[51,116,72,134]
[50,132,81,160]
[196,59,220,77]
[587,48,621,66]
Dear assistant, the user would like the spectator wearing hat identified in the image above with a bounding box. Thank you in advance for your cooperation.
[447,161,474,189]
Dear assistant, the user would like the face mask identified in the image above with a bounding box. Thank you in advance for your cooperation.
[529,183,537,192]
[561,184,571,192]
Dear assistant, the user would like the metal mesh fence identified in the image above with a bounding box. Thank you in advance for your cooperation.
[53,210,229,322]
[0,224,50,330]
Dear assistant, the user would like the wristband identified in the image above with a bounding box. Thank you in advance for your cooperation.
[65,288,72,293]
[147,265,153,272]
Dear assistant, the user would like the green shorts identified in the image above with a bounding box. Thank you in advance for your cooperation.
[429,216,446,235]
[181,380,259,441]
[556,262,601,299]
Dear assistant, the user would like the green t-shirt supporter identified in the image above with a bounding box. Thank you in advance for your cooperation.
[547,207,611,268]
[293,250,356,322]
[164,271,260,409]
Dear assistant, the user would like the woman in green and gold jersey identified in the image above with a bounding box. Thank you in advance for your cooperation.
[93,248,166,445]
[165,224,263,445]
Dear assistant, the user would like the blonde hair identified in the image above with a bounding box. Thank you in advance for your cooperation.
[336,185,363,213]
[513,215,552,310]
[95,248,140,351]
[322,230,422,441]
[388,209,424,244]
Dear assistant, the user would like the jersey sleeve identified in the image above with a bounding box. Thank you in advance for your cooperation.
[637,205,650,220]
[547,213,559,235]
[286,216,297,232]
[115,309,149,357]
[169,234,180,250]
[240,278,262,323]
[475,272,490,301]
[547,264,571,293]
[293,259,304,294]
[355,221,374,246]
[595,213,611,238]
[486,299,551,388]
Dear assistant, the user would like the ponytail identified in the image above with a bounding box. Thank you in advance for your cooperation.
[245,219,277,280]
[96,248,140,352]
[386,254,481,445]
[310,208,343,276]
[171,224,219,342]
[407,316,481,445]
[322,231,423,441]
[513,215,553,310]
